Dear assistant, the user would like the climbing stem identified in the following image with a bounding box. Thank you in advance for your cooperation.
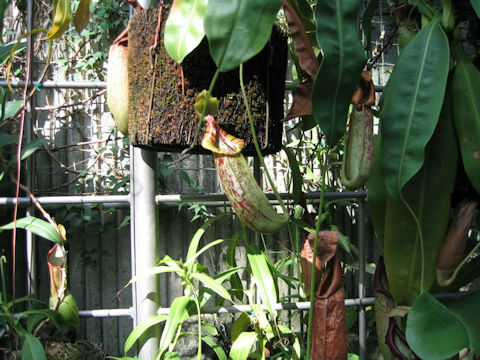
[238,64,288,217]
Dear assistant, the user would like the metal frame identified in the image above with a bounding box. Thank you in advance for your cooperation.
[1,3,372,357]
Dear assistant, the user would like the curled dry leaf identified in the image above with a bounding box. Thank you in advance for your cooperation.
[282,0,319,79]
[301,231,338,293]
[282,0,319,121]
[311,253,347,360]
[284,81,313,121]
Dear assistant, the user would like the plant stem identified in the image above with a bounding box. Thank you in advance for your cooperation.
[182,68,221,154]
[305,152,328,360]
[238,64,289,218]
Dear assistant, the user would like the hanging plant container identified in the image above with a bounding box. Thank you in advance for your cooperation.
[127,8,287,156]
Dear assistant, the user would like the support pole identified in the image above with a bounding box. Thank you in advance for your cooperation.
[130,146,160,359]
[358,198,367,359]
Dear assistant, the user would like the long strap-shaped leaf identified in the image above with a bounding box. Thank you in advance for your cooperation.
[383,94,458,306]
[164,0,208,64]
[452,56,480,195]
[311,0,366,148]
[380,18,449,199]
[204,0,283,72]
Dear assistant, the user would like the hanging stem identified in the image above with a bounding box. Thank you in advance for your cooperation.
[238,64,288,217]
[306,151,328,360]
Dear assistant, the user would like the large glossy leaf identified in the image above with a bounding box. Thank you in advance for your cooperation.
[383,94,458,306]
[22,333,47,360]
[380,18,449,199]
[470,0,480,18]
[204,0,283,72]
[229,331,258,360]
[0,217,62,244]
[164,0,208,63]
[246,244,277,317]
[452,56,480,195]
[406,291,480,358]
[366,135,386,247]
[311,0,366,148]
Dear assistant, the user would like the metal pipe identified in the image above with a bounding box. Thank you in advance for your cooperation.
[154,190,367,205]
[130,146,160,359]
[358,199,367,360]
[0,194,130,206]
[75,297,377,319]
[0,80,107,89]
[0,191,366,208]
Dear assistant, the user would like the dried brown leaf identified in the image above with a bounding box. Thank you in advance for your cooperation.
[284,81,313,121]
[74,0,90,34]
[282,0,319,79]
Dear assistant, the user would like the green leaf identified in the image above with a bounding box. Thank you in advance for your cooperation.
[0,40,26,66]
[124,265,180,289]
[451,55,480,195]
[366,135,387,247]
[406,291,480,358]
[380,18,449,199]
[202,336,228,360]
[383,92,458,306]
[186,212,229,273]
[1,100,23,121]
[204,0,283,72]
[20,138,50,161]
[164,0,208,63]
[282,146,302,205]
[191,272,232,302]
[159,296,192,357]
[311,0,366,148]
[185,239,223,269]
[361,0,380,51]
[0,217,62,244]
[470,0,480,18]
[227,234,244,301]
[246,244,277,317]
[46,0,73,39]
[229,331,258,360]
[231,313,251,343]
[22,333,47,360]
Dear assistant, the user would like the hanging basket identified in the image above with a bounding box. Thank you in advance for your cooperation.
[127,8,287,156]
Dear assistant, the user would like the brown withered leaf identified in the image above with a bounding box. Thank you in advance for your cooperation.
[282,0,319,79]
[300,231,338,295]
[74,0,90,34]
[311,253,347,360]
[284,81,313,121]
